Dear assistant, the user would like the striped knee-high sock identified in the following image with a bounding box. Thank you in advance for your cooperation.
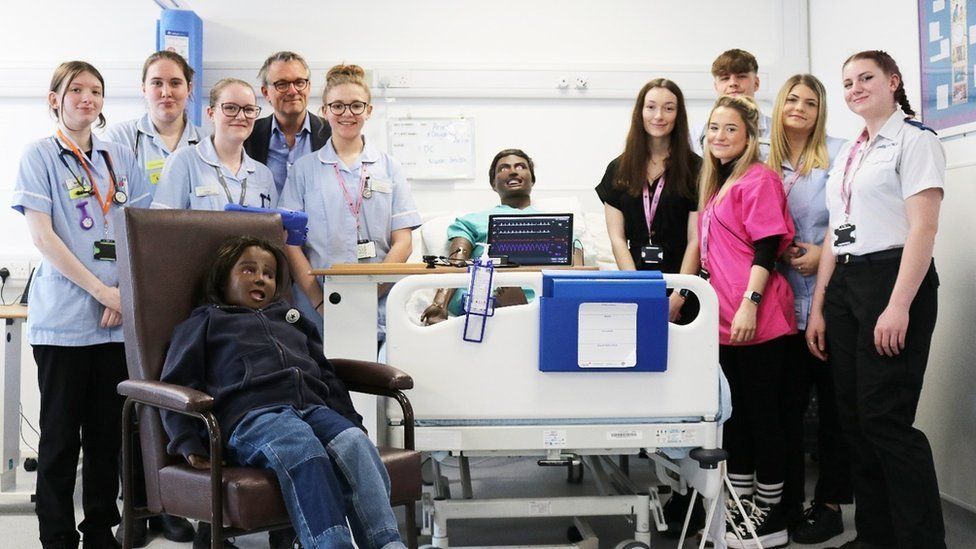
[756,481,784,505]
[729,472,755,498]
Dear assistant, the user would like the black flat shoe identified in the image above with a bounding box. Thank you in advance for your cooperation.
[82,528,122,549]
[148,514,195,542]
[268,527,299,549]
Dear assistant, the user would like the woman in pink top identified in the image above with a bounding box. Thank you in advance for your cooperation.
[698,95,796,549]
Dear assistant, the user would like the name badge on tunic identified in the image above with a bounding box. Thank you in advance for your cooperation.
[356,240,377,260]
[146,159,166,185]
[194,185,221,197]
[370,179,393,194]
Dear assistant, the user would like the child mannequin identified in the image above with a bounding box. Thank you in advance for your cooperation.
[160,236,405,549]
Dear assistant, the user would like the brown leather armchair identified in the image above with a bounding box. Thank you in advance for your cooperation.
[114,208,421,549]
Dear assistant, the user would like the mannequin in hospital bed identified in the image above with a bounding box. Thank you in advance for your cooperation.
[419,148,582,325]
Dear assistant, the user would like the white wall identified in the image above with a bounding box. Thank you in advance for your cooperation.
[14,2,974,514]
[811,0,976,512]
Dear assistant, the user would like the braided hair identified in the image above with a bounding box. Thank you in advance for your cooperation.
[844,50,915,117]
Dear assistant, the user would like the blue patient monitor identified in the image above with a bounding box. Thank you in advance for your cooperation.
[539,271,668,372]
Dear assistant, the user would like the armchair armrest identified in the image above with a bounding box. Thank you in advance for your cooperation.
[331,358,414,391]
[117,379,214,413]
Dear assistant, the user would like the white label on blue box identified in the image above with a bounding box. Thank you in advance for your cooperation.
[578,302,638,367]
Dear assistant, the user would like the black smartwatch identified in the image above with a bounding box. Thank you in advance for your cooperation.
[743,291,762,305]
[678,288,691,299]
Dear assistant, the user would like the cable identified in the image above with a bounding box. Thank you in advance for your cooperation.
[19,405,39,454]
[0,277,8,306]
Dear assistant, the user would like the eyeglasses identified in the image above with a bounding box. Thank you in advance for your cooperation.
[272,78,309,93]
[219,103,262,119]
[326,101,369,116]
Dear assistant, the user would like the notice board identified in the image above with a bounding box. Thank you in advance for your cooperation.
[388,117,475,180]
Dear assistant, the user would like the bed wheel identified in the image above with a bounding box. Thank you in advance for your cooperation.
[566,461,584,483]
[612,541,649,549]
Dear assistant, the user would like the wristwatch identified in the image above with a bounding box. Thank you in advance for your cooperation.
[678,288,691,299]
[743,291,762,305]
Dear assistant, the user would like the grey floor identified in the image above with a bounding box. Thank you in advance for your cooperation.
[1,455,974,548]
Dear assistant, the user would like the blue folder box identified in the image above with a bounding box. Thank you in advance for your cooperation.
[539,271,669,372]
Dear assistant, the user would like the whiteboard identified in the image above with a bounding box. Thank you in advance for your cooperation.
[387,117,476,180]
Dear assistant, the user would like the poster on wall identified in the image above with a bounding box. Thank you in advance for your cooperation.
[918,0,976,137]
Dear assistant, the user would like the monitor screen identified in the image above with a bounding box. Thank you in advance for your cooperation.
[486,213,574,266]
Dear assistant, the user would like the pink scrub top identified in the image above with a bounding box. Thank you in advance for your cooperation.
[699,162,797,346]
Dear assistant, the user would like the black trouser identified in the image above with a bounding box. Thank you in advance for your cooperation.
[782,332,852,508]
[33,343,127,546]
[720,337,788,488]
[824,259,945,549]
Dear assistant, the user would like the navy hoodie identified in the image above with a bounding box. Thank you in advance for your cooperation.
[160,299,363,459]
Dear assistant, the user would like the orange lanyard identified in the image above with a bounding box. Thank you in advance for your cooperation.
[57,129,116,219]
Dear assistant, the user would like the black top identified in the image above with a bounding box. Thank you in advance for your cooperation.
[243,111,332,165]
[595,155,702,273]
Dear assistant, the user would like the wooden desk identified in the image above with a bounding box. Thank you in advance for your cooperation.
[310,264,595,440]
[0,304,31,504]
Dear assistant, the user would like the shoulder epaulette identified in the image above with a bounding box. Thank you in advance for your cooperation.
[904,118,937,135]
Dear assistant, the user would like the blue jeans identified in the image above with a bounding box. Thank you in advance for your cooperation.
[227,405,404,549]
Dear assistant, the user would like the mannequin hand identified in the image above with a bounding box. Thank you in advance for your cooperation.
[420,303,448,325]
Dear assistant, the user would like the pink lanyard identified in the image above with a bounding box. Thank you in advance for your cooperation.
[840,130,869,221]
[700,194,717,268]
[642,175,666,243]
[332,163,369,232]
[783,168,802,197]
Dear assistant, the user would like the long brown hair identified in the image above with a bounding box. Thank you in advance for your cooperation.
[614,79,694,199]
[698,95,761,210]
[768,74,830,177]
[844,50,915,117]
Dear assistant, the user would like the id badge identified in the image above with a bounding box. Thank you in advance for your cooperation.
[67,178,90,200]
[356,239,377,260]
[93,239,117,261]
[194,185,220,197]
[834,223,856,247]
[370,178,393,194]
[641,245,664,265]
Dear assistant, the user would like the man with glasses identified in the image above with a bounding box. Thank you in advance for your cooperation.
[245,51,331,194]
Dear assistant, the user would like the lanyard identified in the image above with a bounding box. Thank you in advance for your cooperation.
[782,168,802,197]
[212,166,247,206]
[642,175,666,244]
[700,194,717,268]
[840,130,870,221]
[333,163,369,233]
[55,130,118,225]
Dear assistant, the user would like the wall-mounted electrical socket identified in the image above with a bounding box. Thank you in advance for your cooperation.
[0,260,31,281]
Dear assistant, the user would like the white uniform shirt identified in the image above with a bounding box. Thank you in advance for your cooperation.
[151,137,278,211]
[103,113,207,194]
[825,109,945,256]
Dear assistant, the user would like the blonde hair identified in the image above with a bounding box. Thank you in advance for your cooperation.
[698,95,761,211]
[323,63,371,103]
[768,74,830,178]
[208,78,255,107]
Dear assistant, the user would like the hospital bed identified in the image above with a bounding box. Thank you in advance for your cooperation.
[381,271,727,548]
